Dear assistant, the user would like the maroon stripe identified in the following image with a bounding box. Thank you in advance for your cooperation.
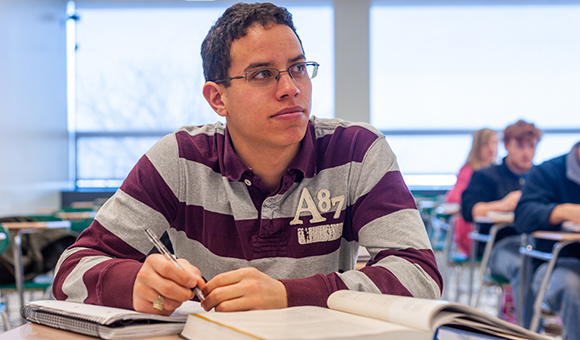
[53,221,145,303]
[121,155,179,224]
[175,130,223,174]
[172,204,344,260]
[366,248,443,295]
[351,171,418,236]
[281,272,349,307]
[74,220,146,260]
[314,125,380,175]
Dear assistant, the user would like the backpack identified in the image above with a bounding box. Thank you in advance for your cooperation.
[0,216,77,284]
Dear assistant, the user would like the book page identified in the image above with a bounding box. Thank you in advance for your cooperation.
[327,291,454,332]
[328,291,550,340]
[188,306,433,340]
[171,300,207,317]
[23,300,188,325]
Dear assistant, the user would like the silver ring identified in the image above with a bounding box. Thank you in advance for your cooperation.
[153,295,165,311]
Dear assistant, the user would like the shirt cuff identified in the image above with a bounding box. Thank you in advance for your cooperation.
[280,273,348,308]
[100,260,142,309]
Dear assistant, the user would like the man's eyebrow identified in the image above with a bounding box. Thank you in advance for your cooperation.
[243,55,306,73]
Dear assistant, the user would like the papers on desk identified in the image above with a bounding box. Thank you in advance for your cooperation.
[21,300,205,339]
[181,291,550,340]
[486,211,514,222]
[562,221,580,232]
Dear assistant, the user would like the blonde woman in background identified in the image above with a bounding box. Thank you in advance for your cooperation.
[445,128,498,254]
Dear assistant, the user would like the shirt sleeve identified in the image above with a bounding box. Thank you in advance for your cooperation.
[282,136,443,307]
[461,170,496,222]
[514,164,560,234]
[53,134,181,309]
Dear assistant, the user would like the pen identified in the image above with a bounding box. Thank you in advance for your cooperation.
[144,228,205,301]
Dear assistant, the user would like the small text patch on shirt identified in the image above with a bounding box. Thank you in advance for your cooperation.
[297,223,343,245]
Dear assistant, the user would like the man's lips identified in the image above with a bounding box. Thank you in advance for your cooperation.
[271,106,304,118]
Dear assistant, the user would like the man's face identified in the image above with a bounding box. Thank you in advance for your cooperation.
[217,24,311,151]
[505,138,537,173]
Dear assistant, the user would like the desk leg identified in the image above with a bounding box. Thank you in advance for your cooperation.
[11,231,25,314]
[518,234,528,327]
[469,231,476,306]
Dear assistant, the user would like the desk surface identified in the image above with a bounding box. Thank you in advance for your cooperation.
[1,221,71,231]
[532,230,580,241]
[0,324,181,340]
[0,323,509,340]
[473,211,514,224]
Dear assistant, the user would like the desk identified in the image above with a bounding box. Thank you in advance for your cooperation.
[0,323,515,340]
[55,212,97,220]
[518,229,580,331]
[0,221,71,312]
[0,323,180,340]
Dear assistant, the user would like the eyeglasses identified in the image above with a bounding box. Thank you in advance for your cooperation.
[211,61,319,88]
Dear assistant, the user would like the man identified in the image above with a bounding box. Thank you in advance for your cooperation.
[461,119,541,321]
[514,142,580,337]
[53,3,442,315]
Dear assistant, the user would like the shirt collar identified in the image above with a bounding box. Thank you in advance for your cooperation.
[221,120,317,182]
[221,125,251,182]
[566,142,580,186]
[287,120,317,178]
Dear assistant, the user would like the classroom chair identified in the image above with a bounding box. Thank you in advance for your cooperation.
[0,224,10,330]
[470,223,512,318]
[518,231,580,337]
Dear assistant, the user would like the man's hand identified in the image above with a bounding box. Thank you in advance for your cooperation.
[201,267,287,312]
[549,203,580,226]
[472,190,522,217]
[499,190,522,212]
[133,254,205,316]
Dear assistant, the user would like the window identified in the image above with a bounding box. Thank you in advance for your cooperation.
[69,1,334,188]
[371,1,580,188]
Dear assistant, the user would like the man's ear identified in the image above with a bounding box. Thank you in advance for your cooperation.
[203,82,227,117]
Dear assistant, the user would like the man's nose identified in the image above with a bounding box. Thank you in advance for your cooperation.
[276,71,300,98]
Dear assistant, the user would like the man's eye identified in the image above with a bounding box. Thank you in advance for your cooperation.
[292,64,306,72]
[250,69,274,80]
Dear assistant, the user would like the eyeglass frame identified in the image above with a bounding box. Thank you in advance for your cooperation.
[210,61,319,88]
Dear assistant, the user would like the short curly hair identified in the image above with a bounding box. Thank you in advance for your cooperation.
[201,2,304,87]
[503,120,542,145]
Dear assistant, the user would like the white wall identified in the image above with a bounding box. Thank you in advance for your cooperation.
[0,0,70,216]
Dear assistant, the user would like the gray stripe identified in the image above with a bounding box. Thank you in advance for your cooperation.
[96,189,169,255]
[359,209,431,258]
[167,228,354,281]
[59,249,110,303]
[146,133,181,199]
[176,122,225,138]
[146,124,227,203]
[54,246,85,276]
[311,116,383,139]
[180,159,258,219]
[354,138,400,199]
[336,270,382,294]
[373,256,441,299]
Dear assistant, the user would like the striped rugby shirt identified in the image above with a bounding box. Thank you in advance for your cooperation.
[53,116,442,309]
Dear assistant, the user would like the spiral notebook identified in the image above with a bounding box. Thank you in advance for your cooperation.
[21,300,205,339]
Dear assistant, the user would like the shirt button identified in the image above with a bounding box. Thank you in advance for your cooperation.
[244,179,252,186]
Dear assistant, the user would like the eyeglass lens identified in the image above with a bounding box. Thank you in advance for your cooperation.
[246,63,317,88]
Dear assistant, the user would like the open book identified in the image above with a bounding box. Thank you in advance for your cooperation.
[21,300,204,339]
[181,291,550,340]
